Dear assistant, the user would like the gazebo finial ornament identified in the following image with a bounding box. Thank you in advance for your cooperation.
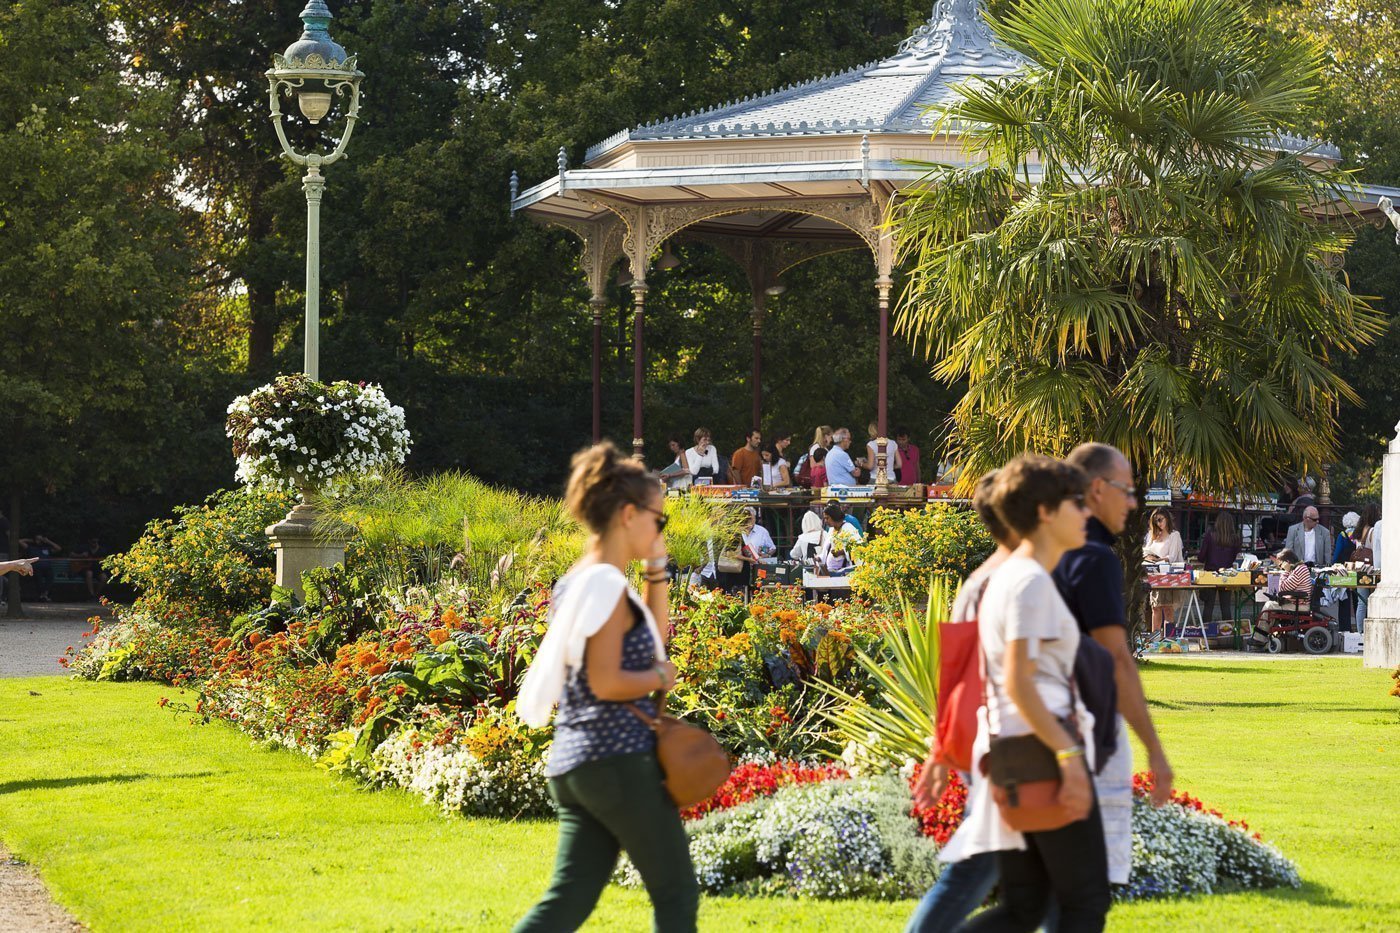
[900,0,997,56]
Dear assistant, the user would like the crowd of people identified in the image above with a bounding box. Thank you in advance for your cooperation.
[666,424,925,489]
[1143,497,1382,637]
[516,439,1176,932]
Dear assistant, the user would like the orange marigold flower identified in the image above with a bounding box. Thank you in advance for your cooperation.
[214,638,232,651]
[355,686,372,702]
[248,632,264,646]
[428,629,450,646]
[393,638,412,656]
[393,684,407,697]
[751,605,768,617]
[367,662,390,676]
[441,608,462,628]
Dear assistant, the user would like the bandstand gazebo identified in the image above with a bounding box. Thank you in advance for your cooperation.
[510,0,1400,472]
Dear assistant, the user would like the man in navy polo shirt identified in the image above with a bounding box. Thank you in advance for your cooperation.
[1054,442,1175,889]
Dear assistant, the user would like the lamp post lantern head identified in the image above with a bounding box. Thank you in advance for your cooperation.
[267,0,364,148]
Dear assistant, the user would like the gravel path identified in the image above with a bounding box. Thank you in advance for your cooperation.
[0,848,82,932]
[0,605,106,678]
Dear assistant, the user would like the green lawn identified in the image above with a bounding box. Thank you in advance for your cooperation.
[0,660,1394,931]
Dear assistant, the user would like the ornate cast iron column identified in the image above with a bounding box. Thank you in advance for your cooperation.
[751,291,765,432]
[630,282,648,461]
[589,296,606,443]
[873,198,896,489]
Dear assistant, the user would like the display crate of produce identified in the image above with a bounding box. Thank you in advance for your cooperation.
[693,485,746,498]
[1250,568,1270,587]
[1193,570,1231,585]
[1359,571,1380,586]
[822,485,877,500]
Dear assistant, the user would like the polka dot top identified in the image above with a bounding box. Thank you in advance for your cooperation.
[545,600,659,778]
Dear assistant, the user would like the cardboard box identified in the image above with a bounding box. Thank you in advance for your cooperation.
[1342,632,1363,654]
[1147,572,1193,588]
[1325,571,1358,587]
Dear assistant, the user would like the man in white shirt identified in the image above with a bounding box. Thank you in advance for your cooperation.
[824,428,859,486]
[1284,507,1333,566]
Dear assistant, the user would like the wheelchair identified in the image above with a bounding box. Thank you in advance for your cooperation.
[1247,577,1336,654]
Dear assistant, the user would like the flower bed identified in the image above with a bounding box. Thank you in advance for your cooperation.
[615,766,1299,902]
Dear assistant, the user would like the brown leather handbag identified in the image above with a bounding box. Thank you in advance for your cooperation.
[980,648,1085,833]
[627,693,732,809]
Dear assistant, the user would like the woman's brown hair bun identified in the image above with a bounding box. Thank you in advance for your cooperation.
[565,441,661,534]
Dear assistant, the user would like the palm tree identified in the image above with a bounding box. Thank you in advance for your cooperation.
[893,0,1382,496]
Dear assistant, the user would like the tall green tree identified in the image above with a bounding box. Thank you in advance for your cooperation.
[0,0,195,612]
[1261,0,1400,490]
[893,0,1382,496]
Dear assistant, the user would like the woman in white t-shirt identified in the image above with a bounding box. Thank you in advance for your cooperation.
[960,453,1109,933]
[684,427,720,482]
[1143,508,1184,634]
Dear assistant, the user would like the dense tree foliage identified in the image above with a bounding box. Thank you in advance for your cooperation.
[894,0,1383,494]
[3,0,1397,558]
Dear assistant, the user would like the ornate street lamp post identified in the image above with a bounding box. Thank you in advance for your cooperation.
[266,0,364,381]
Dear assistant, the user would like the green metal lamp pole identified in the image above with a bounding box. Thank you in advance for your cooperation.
[266,0,364,381]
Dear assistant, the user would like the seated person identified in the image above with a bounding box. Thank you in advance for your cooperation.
[820,504,861,576]
[739,508,778,566]
[1250,549,1313,644]
[790,510,828,564]
[71,537,107,600]
[20,533,61,602]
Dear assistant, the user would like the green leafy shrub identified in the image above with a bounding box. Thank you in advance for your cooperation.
[816,578,954,769]
[104,488,295,620]
[848,505,993,607]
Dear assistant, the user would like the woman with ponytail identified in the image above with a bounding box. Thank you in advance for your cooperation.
[515,442,697,932]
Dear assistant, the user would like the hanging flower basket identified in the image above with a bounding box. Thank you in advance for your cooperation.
[226,373,410,496]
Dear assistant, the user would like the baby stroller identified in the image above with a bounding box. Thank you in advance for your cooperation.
[1248,575,1335,654]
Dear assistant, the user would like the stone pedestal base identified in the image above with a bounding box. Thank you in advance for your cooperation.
[1362,616,1400,668]
[266,500,349,600]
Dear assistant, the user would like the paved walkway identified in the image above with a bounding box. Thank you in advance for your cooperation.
[0,847,82,932]
[0,604,106,678]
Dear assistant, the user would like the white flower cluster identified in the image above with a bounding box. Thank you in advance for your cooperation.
[1119,797,1301,900]
[226,378,411,495]
[368,727,553,819]
[617,776,933,900]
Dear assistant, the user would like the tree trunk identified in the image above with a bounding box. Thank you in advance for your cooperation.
[247,278,278,374]
[245,190,279,375]
[6,490,22,618]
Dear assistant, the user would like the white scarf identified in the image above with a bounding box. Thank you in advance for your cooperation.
[516,562,667,727]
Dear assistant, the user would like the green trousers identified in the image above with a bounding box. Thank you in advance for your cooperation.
[514,752,699,933]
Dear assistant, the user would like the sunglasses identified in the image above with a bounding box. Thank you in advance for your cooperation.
[1102,478,1136,497]
[639,505,669,532]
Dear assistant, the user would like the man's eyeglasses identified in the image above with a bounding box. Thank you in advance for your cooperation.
[640,505,669,532]
[1101,478,1137,498]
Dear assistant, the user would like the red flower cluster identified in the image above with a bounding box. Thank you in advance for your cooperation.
[908,764,969,844]
[1133,771,1261,840]
[681,760,849,820]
